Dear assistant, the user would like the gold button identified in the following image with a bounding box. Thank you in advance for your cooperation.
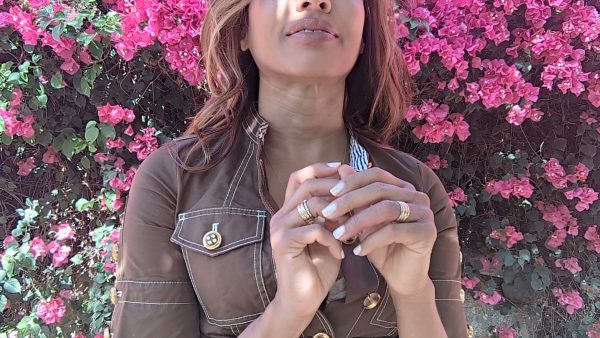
[202,230,222,250]
[342,235,357,245]
[110,287,120,304]
[459,288,465,303]
[111,244,119,262]
[363,292,381,310]
[312,333,330,338]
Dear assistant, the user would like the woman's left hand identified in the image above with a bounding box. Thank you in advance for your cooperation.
[321,164,438,297]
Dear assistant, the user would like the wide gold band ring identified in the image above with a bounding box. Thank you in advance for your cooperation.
[297,199,316,224]
[395,200,410,223]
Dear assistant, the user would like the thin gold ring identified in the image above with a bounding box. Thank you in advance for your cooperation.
[297,199,315,224]
[395,200,410,223]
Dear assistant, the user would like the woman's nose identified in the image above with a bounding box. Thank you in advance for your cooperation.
[295,0,331,13]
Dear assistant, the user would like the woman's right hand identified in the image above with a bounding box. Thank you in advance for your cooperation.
[268,162,347,320]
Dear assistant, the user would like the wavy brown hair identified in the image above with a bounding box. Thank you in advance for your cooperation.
[171,0,414,172]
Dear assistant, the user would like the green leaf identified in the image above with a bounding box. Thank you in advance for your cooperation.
[85,126,99,143]
[0,294,7,312]
[51,23,65,42]
[3,278,21,293]
[50,72,64,89]
[530,274,543,291]
[581,144,597,158]
[0,115,5,134]
[80,156,91,169]
[77,32,97,47]
[70,254,84,265]
[62,138,75,160]
[100,123,116,139]
[75,198,94,211]
[553,138,567,151]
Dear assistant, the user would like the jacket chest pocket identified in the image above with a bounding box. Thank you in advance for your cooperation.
[170,207,274,328]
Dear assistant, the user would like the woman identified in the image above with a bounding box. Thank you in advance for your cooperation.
[110,0,469,337]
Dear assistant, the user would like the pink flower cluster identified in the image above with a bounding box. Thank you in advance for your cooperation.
[461,276,480,290]
[494,326,518,338]
[97,103,135,126]
[27,224,75,267]
[106,0,209,86]
[535,202,578,249]
[588,322,600,338]
[405,99,470,143]
[36,297,66,325]
[541,158,590,189]
[448,187,467,207]
[554,257,582,274]
[127,127,159,161]
[473,290,503,305]
[489,226,524,249]
[0,89,36,140]
[109,167,136,192]
[564,187,599,212]
[485,176,534,199]
[552,288,584,315]
[424,154,448,170]
[584,225,600,254]
[587,73,600,108]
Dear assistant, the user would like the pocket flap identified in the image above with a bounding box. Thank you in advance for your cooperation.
[170,207,267,257]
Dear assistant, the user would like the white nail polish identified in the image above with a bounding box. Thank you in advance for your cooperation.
[341,250,345,259]
[353,245,362,256]
[332,225,346,239]
[327,162,341,168]
[330,181,345,196]
[322,203,337,217]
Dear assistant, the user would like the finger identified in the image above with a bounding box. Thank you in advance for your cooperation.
[323,181,429,221]
[332,200,427,242]
[281,177,340,215]
[284,162,342,204]
[279,195,335,230]
[283,223,344,260]
[329,166,416,198]
[355,221,437,257]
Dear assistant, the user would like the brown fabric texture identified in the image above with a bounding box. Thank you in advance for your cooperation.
[110,106,468,338]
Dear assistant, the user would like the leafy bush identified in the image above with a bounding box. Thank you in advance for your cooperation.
[0,0,598,337]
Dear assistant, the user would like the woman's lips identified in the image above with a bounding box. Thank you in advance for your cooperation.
[287,30,337,43]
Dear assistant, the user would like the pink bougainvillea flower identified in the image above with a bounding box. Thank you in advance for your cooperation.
[59,289,75,300]
[424,154,448,170]
[461,276,480,290]
[485,176,534,199]
[541,158,568,189]
[3,236,17,248]
[36,297,66,325]
[101,229,121,246]
[106,137,126,149]
[54,223,75,241]
[587,321,600,338]
[124,124,135,136]
[489,226,524,248]
[47,240,72,267]
[554,257,582,274]
[552,288,584,315]
[97,103,136,125]
[42,146,59,164]
[29,237,48,259]
[448,187,468,207]
[495,326,518,338]
[564,187,599,211]
[16,157,36,176]
[473,290,503,305]
[584,225,600,254]
[127,127,159,161]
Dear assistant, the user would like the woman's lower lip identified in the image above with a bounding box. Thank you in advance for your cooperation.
[287,31,337,43]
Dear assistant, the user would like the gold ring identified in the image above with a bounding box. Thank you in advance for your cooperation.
[395,200,410,222]
[297,199,315,224]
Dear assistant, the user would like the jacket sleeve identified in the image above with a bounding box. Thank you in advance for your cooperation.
[110,143,202,338]
[418,161,469,338]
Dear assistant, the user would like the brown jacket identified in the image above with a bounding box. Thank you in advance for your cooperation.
[110,105,469,338]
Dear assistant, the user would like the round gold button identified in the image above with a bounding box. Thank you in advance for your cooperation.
[312,332,330,338]
[363,292,381,310]
[111,244,120,262]
[342,235,357,245]
[202,230,222,250]
[459,288,465,303]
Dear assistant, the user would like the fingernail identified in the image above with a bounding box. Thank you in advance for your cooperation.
[322,203,337,218]
[330,181,345,196]
[353,245,362,256]
[341,250,345,259]
[332,225,346,239]
[327,162,341,168]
